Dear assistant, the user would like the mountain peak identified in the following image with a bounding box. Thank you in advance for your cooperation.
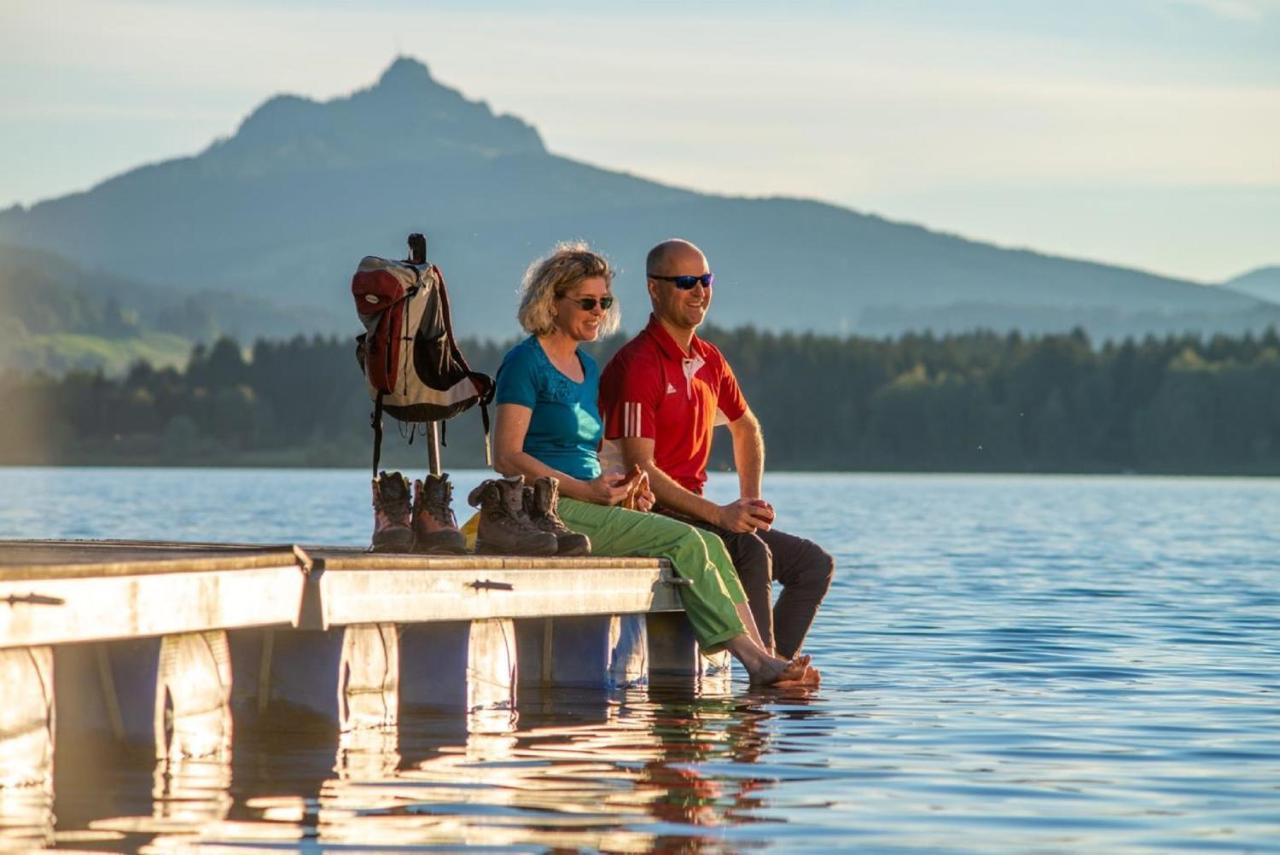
[208,55,544,168]
[376,56,437,90]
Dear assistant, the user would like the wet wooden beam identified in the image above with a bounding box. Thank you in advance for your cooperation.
[307,549,682,630]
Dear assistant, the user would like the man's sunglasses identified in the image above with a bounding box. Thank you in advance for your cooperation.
[649,273,715,290]
[562,295,614,311]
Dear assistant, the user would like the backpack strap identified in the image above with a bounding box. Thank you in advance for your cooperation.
[472,370,495,466]
[370,391,385,478]
[434,263,496,463]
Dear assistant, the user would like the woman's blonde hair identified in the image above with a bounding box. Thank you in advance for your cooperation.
[517,242,620,336]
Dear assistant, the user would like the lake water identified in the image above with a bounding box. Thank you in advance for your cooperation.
[1,468,1278,853]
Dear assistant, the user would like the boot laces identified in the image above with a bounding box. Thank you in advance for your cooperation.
[421,478,455,525]
[374,479,410,511]
[527,482,566,532]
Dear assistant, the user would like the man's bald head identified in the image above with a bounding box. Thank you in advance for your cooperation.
[646,239,706,276]
[644,238,713,334]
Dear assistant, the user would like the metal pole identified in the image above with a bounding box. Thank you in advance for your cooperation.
[407,233,444,478]
[426,421,442,477]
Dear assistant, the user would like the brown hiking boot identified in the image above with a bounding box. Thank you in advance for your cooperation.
[525,477,590,556]
[370,470,414,553]
[467,475,558,556]
[412,473,468,555]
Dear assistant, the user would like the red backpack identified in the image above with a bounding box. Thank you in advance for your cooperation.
[353,250,492,474]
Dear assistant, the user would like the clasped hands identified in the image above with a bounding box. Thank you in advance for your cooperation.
[587,467,774,533]
[587,465,655,511]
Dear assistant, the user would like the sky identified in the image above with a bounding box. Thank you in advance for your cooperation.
[2,0,1278,283]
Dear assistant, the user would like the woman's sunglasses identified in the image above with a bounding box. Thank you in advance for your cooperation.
[648,273,715,290]
[562,295,614,311]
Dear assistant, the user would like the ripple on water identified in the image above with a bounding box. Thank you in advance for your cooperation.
[1,469,1278,852]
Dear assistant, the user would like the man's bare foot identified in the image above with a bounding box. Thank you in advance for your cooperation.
[766,652,810,674]
[776,661,820,686]
[751,657,820,687]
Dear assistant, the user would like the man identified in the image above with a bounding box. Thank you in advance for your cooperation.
[599,239,834,658]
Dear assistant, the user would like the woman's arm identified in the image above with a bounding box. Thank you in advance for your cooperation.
[492,403,629,505]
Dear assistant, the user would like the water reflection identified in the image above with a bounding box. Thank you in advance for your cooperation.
[87,756,234,852]
[7,472,1280,852]
[301,687,805,851]
[34,683,818,852]
[0,785,54,852]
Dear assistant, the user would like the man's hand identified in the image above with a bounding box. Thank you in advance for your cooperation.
[622,467,655,512]
[614,465,655,512]
[585,473,632,506]
[634,472,655,512]
[717,497,775,533]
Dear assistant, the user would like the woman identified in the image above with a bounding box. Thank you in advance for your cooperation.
[491,242,817,686]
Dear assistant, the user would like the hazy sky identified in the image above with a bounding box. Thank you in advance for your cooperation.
[3,0,1277,282]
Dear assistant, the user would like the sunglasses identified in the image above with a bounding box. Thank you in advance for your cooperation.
[649,273,715,290]
[562,295,614,311]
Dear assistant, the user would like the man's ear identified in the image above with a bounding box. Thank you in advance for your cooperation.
[646,278,659,303]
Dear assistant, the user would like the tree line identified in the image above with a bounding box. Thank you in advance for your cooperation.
[2,326,1278,474]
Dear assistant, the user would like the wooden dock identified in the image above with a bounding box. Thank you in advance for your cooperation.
[0,539,724,797]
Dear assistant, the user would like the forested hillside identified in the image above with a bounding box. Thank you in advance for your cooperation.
[4,326,1278,474]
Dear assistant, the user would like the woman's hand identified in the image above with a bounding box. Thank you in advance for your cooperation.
[583,473,632,506]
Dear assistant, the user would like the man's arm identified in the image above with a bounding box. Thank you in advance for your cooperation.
[728,408,765,500]
[617,435,772,533]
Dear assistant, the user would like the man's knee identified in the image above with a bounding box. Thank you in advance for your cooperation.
[812,548,835,595]
[793,541,834,597]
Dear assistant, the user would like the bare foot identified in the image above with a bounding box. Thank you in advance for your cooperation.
[767,653,810,675]
[776,661,820,686]
[751,657,821,687]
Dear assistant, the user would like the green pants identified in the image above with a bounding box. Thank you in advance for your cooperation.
[556,498,748,649]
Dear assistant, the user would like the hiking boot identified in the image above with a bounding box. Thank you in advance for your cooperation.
[412,473,468,554]
[467,475,558,556]
[370,470,414,553]
[525,477,591,556]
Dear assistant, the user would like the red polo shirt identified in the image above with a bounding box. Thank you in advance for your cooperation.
[599,315,747,495]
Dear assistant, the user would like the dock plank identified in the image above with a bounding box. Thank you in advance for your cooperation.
[0,540,684,646]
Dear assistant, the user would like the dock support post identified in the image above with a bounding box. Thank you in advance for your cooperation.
[52,633,233,760]
[646,612,733,689]
[0,646,54,790]
[339,624,399,732]
[516,615,648,689]
[400,619,516,714]
[155,631,233,760]
[229,624,398,733]
[646,612,700,682]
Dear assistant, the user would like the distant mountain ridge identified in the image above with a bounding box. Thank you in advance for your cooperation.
[0,242,345,374]
[1,56,1276,341]
[1222,266,1280,305]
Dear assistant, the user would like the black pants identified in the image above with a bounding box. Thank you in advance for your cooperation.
[676,516,835,658]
